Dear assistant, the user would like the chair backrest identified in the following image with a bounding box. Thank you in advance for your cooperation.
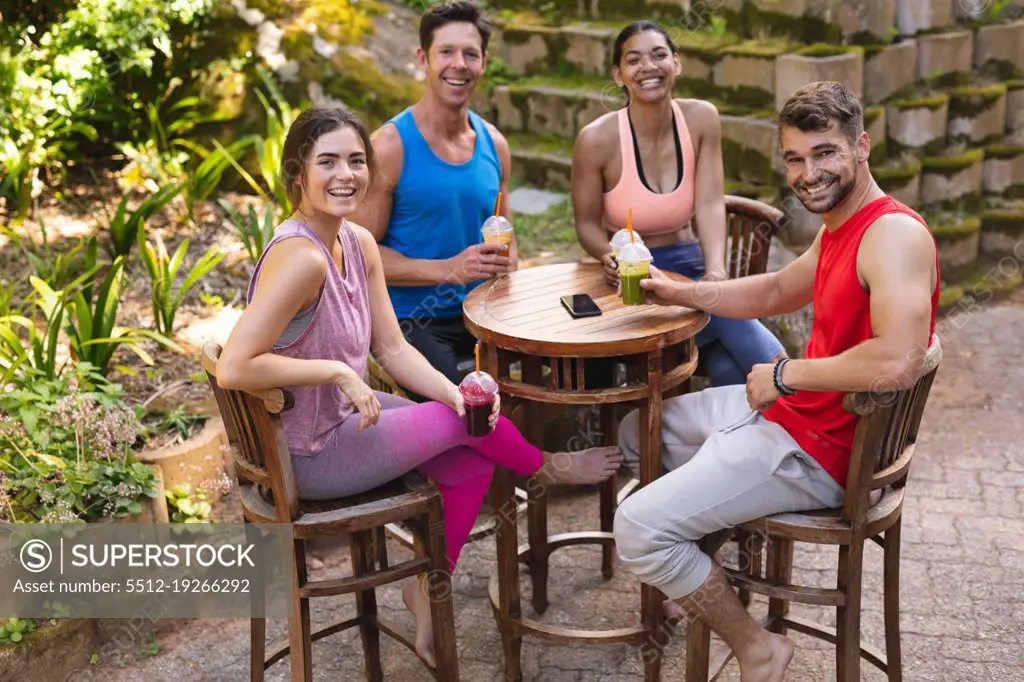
[841,335,943,525]
[200,342,301,522]
[722,195,784,279]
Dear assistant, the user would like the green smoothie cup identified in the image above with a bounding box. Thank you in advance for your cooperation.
[609,228,644,260]
[617,242,653,306]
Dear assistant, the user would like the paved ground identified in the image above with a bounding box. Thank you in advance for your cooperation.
[73,289,1024,681]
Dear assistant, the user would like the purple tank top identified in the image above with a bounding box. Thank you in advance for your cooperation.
[246,219,371,456]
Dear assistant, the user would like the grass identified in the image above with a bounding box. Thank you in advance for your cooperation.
[511,194,582,260]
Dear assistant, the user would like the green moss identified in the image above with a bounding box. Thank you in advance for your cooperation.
[302,50,424,131]
[721,137,775,184]
[964,269,1023,295]
[925,214,982,240]
[795,43,865,58]
[873,158,922,190]
[889,93,949,111]
[742,3,841,44]
[675,30,742,55]
[1005,79,1024,91]
[938,284,965,309]
[981,206,1024,235]
[676,76,722,100]
[863,106,884,129]
[924,71,972,88]
[922,150,985,176]
[947,84,1008,119]
[720,38,795,59]
[506,132,574,156]
[869,141,888,166]
[724,180,780,203]
[718,84,775,109]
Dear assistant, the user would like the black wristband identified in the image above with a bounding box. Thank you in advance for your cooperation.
[773,358,797,396]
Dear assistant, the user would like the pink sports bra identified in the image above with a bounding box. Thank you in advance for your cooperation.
[602,99,696,237]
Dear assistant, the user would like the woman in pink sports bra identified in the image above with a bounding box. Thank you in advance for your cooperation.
[572,21,785,386]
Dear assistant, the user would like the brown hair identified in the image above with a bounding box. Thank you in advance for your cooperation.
[419,0,492,55]
[280,108,376,210]
[777,81,863,143]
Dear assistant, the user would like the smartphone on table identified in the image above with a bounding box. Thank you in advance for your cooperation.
[560,293,602,319]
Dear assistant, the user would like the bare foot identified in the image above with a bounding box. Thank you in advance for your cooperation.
[738,631,794,682]
[402,579,436,668]
[538,446,623,485]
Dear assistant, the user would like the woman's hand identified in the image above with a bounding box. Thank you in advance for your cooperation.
[334,364,381,431]
[445,383,466,417]
[600,252,619,288]
[444,382,501,431]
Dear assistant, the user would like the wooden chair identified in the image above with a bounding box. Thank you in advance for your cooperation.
[685,335,943,682]
[200,342,460,682]
[717,194,784,280]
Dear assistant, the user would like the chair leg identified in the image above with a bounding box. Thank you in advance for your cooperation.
[883,519,903,682]
[351,531,383,682]
[766,538,793,635]
[836,541,865,682]
[245,519,267,682]
[685,616,711,682]
[425,497,460,681]
[251,618,266,682]
[289,538,313,682]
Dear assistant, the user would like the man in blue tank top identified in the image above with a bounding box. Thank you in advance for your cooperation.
[351,0,516,387]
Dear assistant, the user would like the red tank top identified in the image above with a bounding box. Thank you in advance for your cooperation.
[762,196,940,488]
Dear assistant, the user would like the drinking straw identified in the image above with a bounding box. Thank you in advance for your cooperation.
[494,192,503,216]
[475,341,481,375]
[627,207,635,244]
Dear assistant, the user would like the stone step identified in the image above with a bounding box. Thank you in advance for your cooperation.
[979,200,1024,259]
[938,255,1024,312]
[982,140,1024,197]
[505,133,574,191]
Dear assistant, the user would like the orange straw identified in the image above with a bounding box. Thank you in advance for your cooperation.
[475,342,481,375]
[494,192,503,216]
[627,207,635,244]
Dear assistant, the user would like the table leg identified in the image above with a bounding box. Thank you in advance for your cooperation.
[522,358,549,615]
[641,349,667,682]
[600,404,617,580]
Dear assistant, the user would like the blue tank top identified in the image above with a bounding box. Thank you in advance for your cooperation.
[383,107,502,319]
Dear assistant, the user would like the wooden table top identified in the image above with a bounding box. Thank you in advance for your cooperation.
[463,262,708,358]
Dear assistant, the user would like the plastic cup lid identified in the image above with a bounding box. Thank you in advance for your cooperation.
[482,215,513,234]
[459,370,498,405]
[610,228,643,249]
[617,241,653,263]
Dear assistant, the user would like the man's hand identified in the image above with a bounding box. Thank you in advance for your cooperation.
[746,362,780,411]
[639,265,682,306]
[445,243,512,284]
[601,252,619,287]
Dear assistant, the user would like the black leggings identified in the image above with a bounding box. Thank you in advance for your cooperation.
[399,315,478,399]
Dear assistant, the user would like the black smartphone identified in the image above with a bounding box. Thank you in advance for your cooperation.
[560,293,602,319]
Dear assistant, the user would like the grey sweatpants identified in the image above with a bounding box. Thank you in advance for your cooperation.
[613,385,845,599]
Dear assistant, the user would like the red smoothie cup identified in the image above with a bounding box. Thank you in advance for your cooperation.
[459,371,498,436]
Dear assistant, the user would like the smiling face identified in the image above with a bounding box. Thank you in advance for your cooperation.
[295,125,371,220]
[418,22,486,108]
[780,123,869,214]
[613,30,681,104]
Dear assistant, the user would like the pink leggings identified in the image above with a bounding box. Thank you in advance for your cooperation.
[291,392,543,571]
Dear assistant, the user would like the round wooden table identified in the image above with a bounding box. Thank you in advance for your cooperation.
[463,262,708,682]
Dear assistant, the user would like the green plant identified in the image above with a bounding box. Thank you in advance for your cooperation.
[138,232,224,336]
[165,483,212,523]
[1,219,89,291]
[218,198,276,263]
[0,618,36,644]
[32,240,180,376]
[99,181,185,259]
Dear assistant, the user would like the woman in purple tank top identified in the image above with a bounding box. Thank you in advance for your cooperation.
[216,108,616,667]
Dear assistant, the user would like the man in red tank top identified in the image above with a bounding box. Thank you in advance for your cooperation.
[613,82,940,681]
